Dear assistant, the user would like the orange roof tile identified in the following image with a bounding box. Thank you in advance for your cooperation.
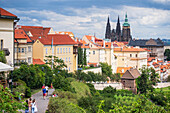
[80,40,90,48]
[15,29,32,43]
[33,59,45,65]
[117,67,132,74]
[147,63,150,66]
[20,25,51,40]
[0,8,17,17]
[38,34,77,45]
[87,63,98,67]
[148,57,155,62]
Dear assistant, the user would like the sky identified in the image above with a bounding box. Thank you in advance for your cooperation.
[0,0,170,39]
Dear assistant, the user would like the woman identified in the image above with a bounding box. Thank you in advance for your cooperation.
[31,99,38,113]
[28,98,32,112]
[25,100,29,113]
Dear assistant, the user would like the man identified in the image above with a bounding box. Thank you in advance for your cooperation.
[45,86,48,96]
[42,87,46,100]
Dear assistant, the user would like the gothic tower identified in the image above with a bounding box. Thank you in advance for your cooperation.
[116,16,121,41]
[105,16,111,39]
[122,13,132,42]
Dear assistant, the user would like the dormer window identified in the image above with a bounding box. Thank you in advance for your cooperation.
[106,45,108,47]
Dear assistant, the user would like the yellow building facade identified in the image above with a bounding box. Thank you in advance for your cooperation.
[33,34,78,72]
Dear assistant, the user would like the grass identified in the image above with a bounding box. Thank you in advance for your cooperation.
[71,81,91,99]
[31,88,42,95]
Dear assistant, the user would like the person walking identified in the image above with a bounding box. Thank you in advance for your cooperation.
[31,99,38,113]
[25,100,29,113]
[28,98,32,112]
[42,87,46,100]
[45,86,48,96]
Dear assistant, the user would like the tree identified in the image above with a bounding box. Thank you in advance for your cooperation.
[136,66,159,94]
[83,49,87,66]
[164,49,170,61]
[0,85,25,112]
[44,55,67,72]
[0,50,6,63]
[78,47,83,67]
[99,62,112,77]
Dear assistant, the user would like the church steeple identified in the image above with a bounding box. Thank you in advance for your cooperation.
[116,16,121,36]
[105,16,111,39]
[123,12,130,27]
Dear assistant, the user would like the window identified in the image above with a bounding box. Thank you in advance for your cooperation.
[18,48,21,53]
[60,48,62,54]
[63,58,65,62]
[28,57,31,63]
[52,48,54,54]
[69,67,70,71]
[1,40,3,50]
[130,54,132,57]
[28,46,31,52]
[46,48,48,54]
[22,48,24,53]
[69,48,71,53]
[93,51,95,55]
[15,48,17,53]
[122,58,124,61]
[63,48,65,53]
[69,57,70,62]
[25,48,27,53]
[106,45,108,47]
[66,48,68,53]
[66,57,68,62]
[89,52,91,54]
[136,54,138,57]
[57,48,59,54]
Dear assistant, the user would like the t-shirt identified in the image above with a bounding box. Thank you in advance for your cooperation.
[45,86,48,91]
[31,102,36,108]
[43,88,46,94]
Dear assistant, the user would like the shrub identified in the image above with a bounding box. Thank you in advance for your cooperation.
[86,83,96,96]
[25,87,31,98]
[103,86,116,94]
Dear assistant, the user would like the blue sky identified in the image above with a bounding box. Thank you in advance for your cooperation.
[1,0,170,39]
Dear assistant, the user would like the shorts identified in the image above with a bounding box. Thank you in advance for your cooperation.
[46,90,48,93]
[43,93,46,96]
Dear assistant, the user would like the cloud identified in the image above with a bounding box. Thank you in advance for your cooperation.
[7,5,170,39]
[152,0,170,4]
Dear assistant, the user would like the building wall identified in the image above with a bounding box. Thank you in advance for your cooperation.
[14,42,33,64]
[0,19,14,65]
[89,49,100,63]
[114,51,147,69]
[43,45,77,72]
[33,40,44,61]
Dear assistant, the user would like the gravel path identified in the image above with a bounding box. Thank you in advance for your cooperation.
[32,88,55,113]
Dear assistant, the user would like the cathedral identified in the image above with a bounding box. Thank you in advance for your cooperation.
[105,13,132,42]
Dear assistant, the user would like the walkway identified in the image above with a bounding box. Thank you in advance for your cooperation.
[32,88,55,113]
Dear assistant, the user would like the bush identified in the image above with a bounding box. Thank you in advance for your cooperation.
[103,86,116,94]
[86,83,96,96]
[25,87,31,98]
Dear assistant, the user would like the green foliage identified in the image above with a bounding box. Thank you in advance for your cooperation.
[25,87,31,98]
[0,85,25,112]
[71,81,91,98]
[44,55,67,72]
[0,50,6,63]
[83,49,87,66]
[110,73,121,82]
[99,62,112,77]
[86,83,96,96]
[12,64,45,89]
[53,74,75,93]
[164,49,170,61]
[136,66,159,94]
[102,86,116,94]
[78,47,83,67]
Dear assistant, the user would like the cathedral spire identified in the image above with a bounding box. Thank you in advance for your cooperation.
[105,16,111,39]
[123,12,130,27]
[116,15,121,41]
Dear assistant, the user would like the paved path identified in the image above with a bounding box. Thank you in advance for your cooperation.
[32,88,55,113]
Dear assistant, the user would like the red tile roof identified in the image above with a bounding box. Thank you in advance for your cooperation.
[15,29,32,43]
[0,8,17,17]
[148,57,155,62]
[87,63,98,67]
[20,25,51,40]
[117,67,132,74]
[38,34,78,45]
[33,59,45,65]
